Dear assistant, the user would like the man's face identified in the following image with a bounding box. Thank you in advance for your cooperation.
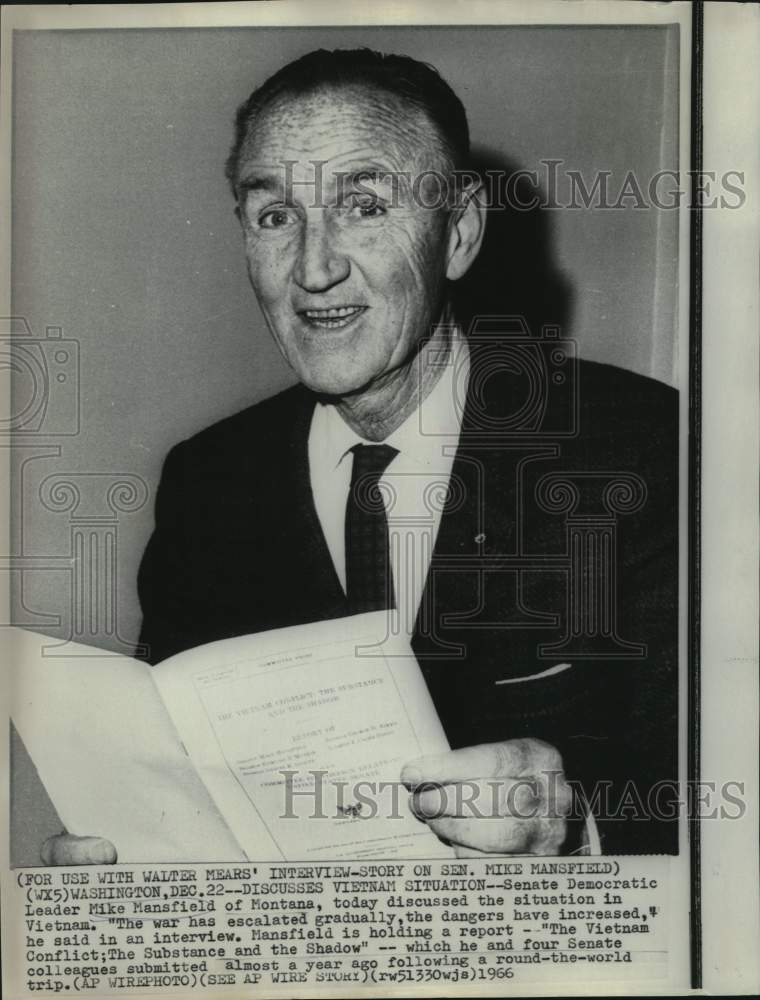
[235,86,455,396]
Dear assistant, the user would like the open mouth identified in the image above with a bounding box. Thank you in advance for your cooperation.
[299,306,367,330]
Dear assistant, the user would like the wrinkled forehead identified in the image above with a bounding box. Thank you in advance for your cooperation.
[237,84,448,182]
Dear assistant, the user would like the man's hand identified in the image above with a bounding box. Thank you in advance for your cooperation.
[41,834,117,866]
[401,738,572,856]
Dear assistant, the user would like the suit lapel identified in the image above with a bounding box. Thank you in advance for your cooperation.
[280,388,349,619]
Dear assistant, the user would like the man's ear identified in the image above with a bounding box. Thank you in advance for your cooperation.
[445,179,487,282]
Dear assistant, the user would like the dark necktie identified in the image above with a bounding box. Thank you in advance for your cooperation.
[345,443,399,613]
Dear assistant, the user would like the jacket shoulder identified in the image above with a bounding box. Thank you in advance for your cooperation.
[573,359,678,451]
[171,382,313,463]
[576,359,677,420]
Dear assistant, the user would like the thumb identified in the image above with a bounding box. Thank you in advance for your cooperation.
[402,741,533,788]
[41,834,117,866]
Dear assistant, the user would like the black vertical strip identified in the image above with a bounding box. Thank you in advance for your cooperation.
[689,1,704,991]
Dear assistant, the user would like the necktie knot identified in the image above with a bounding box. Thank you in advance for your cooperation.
[345,444,398,613]
[350,443,398,478]
[349,443,398,512]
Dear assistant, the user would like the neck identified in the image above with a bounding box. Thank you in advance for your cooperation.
[333,312,456,442]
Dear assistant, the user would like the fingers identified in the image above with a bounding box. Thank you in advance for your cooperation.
[413,777,541,819]
[41,834,117,866]
[453,844,489,859]
[402,738,563,788]
[427,815,568,856]
[411,774,572,822]
[428,816,537,854]
[403,743,526,787]
[401,738,572,857]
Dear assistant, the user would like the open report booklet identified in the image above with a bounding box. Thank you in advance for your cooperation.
[9,613,453,864]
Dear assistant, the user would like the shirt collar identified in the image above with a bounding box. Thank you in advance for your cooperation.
[311,328,470,471]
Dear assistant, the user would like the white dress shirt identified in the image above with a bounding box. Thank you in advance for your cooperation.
[308,330,470,637]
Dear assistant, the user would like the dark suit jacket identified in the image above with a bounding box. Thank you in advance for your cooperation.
[138,352,678,855]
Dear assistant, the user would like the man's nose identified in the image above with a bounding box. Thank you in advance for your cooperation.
[293,215,349,292]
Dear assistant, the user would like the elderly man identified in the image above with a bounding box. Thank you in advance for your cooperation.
[43,48,677,865]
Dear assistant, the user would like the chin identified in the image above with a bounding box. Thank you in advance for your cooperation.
[295,360,379,399]
[300,374,369,398]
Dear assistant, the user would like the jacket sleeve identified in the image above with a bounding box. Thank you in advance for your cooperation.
[136,441,199,665]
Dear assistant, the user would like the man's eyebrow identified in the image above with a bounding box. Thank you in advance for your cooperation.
[236,173,282,194]
[336,168,399,185]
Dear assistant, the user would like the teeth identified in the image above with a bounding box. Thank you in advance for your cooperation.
[304,307,362,318]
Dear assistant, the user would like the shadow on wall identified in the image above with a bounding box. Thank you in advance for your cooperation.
[452,150,574,341]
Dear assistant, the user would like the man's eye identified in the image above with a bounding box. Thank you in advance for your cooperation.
[258,207,296,229]
[346,195,386,218]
